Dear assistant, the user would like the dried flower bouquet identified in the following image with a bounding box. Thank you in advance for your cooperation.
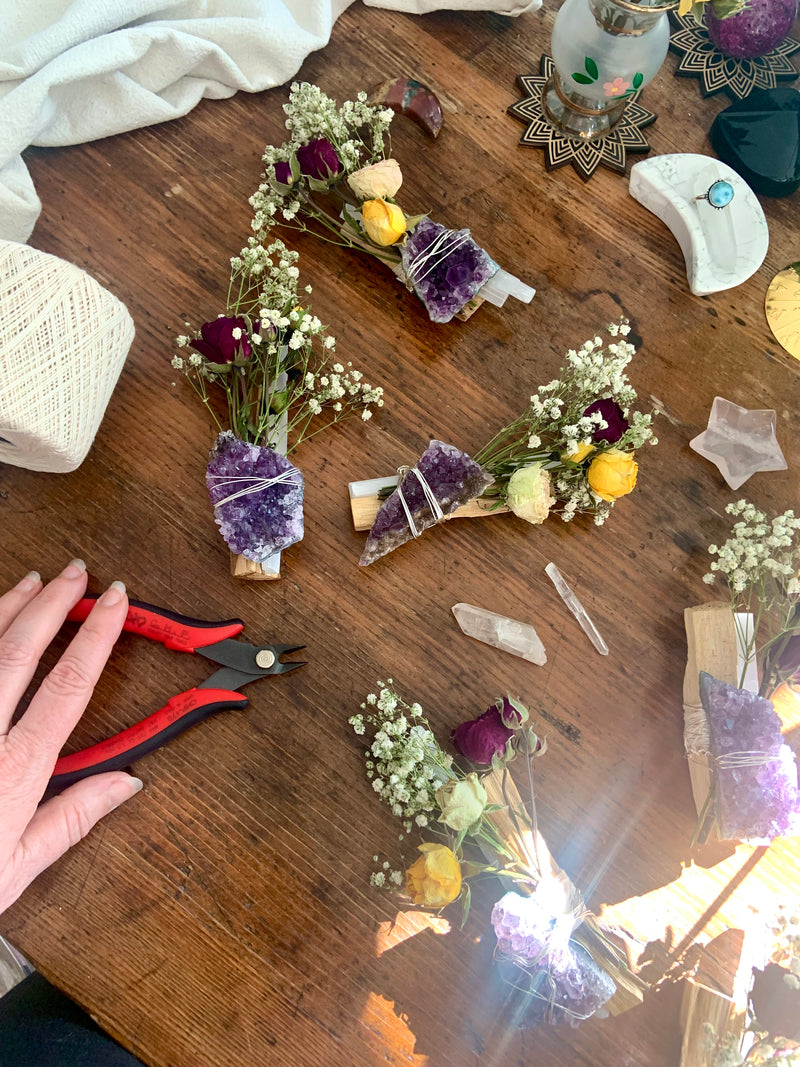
[682,501,800,843]
[172,239,383,578]
[349,320,657,566]
[251,82,534,325]
[349,685,646,1028]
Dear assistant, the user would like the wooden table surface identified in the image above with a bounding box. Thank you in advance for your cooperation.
[2,4,799,1065]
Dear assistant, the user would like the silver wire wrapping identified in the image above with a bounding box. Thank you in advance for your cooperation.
[395,464,445,537]
[207,468,302,508]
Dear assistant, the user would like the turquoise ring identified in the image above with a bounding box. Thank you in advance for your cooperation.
[694,179,735,209]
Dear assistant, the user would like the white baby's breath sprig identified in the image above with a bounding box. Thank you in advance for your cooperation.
[704,500,800,695]
[349,683,456,833]
[473,320,656,525]
[175,236,384,451]
[251,82,399,265]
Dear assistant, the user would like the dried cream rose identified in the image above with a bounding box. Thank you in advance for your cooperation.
[348,159,403,200]
[435,773,488,831]
[506,464,555,525]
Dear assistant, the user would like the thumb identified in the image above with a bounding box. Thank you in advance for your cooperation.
[12,774,143,902]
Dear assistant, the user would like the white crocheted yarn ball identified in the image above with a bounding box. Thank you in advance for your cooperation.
[0,240,134,473]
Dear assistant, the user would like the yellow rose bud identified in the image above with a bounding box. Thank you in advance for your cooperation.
[348,159,403,200]
[436,773,488,831]
[506,463,554,526]
[561,441,595,464]
[362,199,407,246]
[405,843,462,907]
[587,448,638,502]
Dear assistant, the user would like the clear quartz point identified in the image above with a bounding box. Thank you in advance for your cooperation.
[452,603,547,665]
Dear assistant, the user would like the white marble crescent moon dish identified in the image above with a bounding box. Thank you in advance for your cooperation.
[628,154,769,297]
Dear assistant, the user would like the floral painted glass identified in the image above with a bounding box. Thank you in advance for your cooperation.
[544,0,678,140]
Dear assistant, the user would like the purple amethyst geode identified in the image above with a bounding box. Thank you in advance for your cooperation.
[400,218,499,323]
[359,440,493,566]
[491,891,617,1027]
[699,672,800,843]
[206,431,304,563]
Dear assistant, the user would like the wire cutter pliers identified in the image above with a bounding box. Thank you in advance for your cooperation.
[47,596,305,795]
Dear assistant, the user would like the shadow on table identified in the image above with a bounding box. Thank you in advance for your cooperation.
[367,913,683,1067]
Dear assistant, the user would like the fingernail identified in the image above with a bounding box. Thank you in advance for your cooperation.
[109,775,144,810]
[16,571,41,593]
[62,559,87,579]
[98,580,127,607]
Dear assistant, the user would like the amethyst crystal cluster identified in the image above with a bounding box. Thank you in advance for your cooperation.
[359,440,493,566]
[206,431,304,563]
[491,890,617,1027]
[699,672,800,842]
[400,218,499,324]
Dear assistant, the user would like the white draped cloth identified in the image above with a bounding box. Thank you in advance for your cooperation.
[0,0,538,243]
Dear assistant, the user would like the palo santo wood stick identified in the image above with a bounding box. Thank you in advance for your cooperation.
[348,474,508,531]
[231,377,288,582]
[682,604,756,842]
[679,926,753,1067]
[230,552,281,580]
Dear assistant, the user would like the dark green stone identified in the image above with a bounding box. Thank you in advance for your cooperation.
[710,87,800,198]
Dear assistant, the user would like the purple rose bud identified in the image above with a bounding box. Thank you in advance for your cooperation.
[296,138,341,182]
[190,315,252,365]
[452,698,521,764]
[583,398,629,444]
[273,160,293,186]
[750,964,800,1041]
[776,633,800,682]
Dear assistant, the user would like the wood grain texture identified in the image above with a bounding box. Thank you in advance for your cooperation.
[1,5,799,1066]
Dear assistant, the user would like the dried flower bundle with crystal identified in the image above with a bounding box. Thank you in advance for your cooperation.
[349,686,645,1027]
[703,500,800,698]
[354,320,656,566]
[250,82,534,324]
[173,236,384,569]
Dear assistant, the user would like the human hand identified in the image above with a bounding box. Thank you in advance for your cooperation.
[0,560,143,915]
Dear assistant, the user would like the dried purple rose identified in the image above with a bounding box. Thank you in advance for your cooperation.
[750,963,800,1040]
[775,632,800,683]
[491,890,617,1027]
[206,431,304,563]
[582,398,629,444]
[452,697,522,764]
[359,440,493,566]
[273,160,294,187]
[400,218,498,324]
[699,672,800,843]
[190,316,252,366]
[296,138,342,182]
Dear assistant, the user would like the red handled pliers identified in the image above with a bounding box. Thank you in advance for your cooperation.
[47,596,305,794]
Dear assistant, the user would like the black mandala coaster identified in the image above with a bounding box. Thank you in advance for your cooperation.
[508,56,657,183]
[669,11,800,99]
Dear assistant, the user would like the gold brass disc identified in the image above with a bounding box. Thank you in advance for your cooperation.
[765,262,800,361]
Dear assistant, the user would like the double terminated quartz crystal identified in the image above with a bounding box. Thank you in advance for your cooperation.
[452,603,547,665]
